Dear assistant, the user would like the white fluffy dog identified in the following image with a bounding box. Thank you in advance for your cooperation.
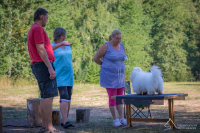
[130,65,163,95]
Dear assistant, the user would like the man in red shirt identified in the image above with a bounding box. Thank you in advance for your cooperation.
[27,8,72,133]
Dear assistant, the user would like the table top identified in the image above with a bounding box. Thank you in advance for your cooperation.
[112,93,188,100]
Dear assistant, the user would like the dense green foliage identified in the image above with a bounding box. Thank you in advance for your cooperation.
[0,0,200,83]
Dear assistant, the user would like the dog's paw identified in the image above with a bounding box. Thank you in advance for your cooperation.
[142,92,148,95]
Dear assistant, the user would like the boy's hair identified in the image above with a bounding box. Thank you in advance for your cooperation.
[34,8,48,21]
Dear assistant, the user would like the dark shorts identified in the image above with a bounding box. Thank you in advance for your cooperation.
[31,62,58,99]
[58,86,73,102]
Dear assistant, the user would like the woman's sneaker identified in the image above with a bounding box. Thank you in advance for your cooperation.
[120,118,127,126]
[113,119,122,127]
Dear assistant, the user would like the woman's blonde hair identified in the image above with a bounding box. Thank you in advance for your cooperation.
[109,29,121,41]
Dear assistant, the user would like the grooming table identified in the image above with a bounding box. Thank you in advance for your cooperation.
[111,93,188,129]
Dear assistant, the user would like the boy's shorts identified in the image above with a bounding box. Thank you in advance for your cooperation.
[31,62,58,99]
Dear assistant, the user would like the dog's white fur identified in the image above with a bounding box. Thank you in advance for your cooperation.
[130,65,163,95]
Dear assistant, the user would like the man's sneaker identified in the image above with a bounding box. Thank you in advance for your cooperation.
[44,127,66,133]
[113,119,122,127]
[120,118,127,126]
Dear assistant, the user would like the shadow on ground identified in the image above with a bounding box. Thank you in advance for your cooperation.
[2,105,200,133]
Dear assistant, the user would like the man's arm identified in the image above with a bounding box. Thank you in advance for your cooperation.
[52,41,74,50]
[36,43,55,79]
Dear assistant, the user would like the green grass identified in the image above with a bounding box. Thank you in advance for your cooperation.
[0,82,200,133]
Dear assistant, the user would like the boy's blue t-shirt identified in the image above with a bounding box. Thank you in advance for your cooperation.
[51,42,74,87]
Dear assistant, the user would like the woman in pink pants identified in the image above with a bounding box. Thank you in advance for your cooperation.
[93,29,128,127]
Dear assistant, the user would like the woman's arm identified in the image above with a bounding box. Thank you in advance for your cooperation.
[52,41,74,50]
[93,43,107,65]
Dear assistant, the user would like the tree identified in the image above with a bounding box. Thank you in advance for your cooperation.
[142,0,192,81]
[106,0,153,81]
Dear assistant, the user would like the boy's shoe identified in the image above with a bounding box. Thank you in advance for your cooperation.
[44,127,65,133]
[120,118,127,126]
[61,121,75,128]
[113,119,122,127]
[63,121,73,128]
[67,121,75,127]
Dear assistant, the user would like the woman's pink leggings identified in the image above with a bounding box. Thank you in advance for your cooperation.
[106,87,125,106]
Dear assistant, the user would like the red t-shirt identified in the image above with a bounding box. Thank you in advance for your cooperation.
[27,24,55,65]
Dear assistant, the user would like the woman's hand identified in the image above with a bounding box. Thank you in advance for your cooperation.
[93,43,107,65]
[62,41,74,46]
